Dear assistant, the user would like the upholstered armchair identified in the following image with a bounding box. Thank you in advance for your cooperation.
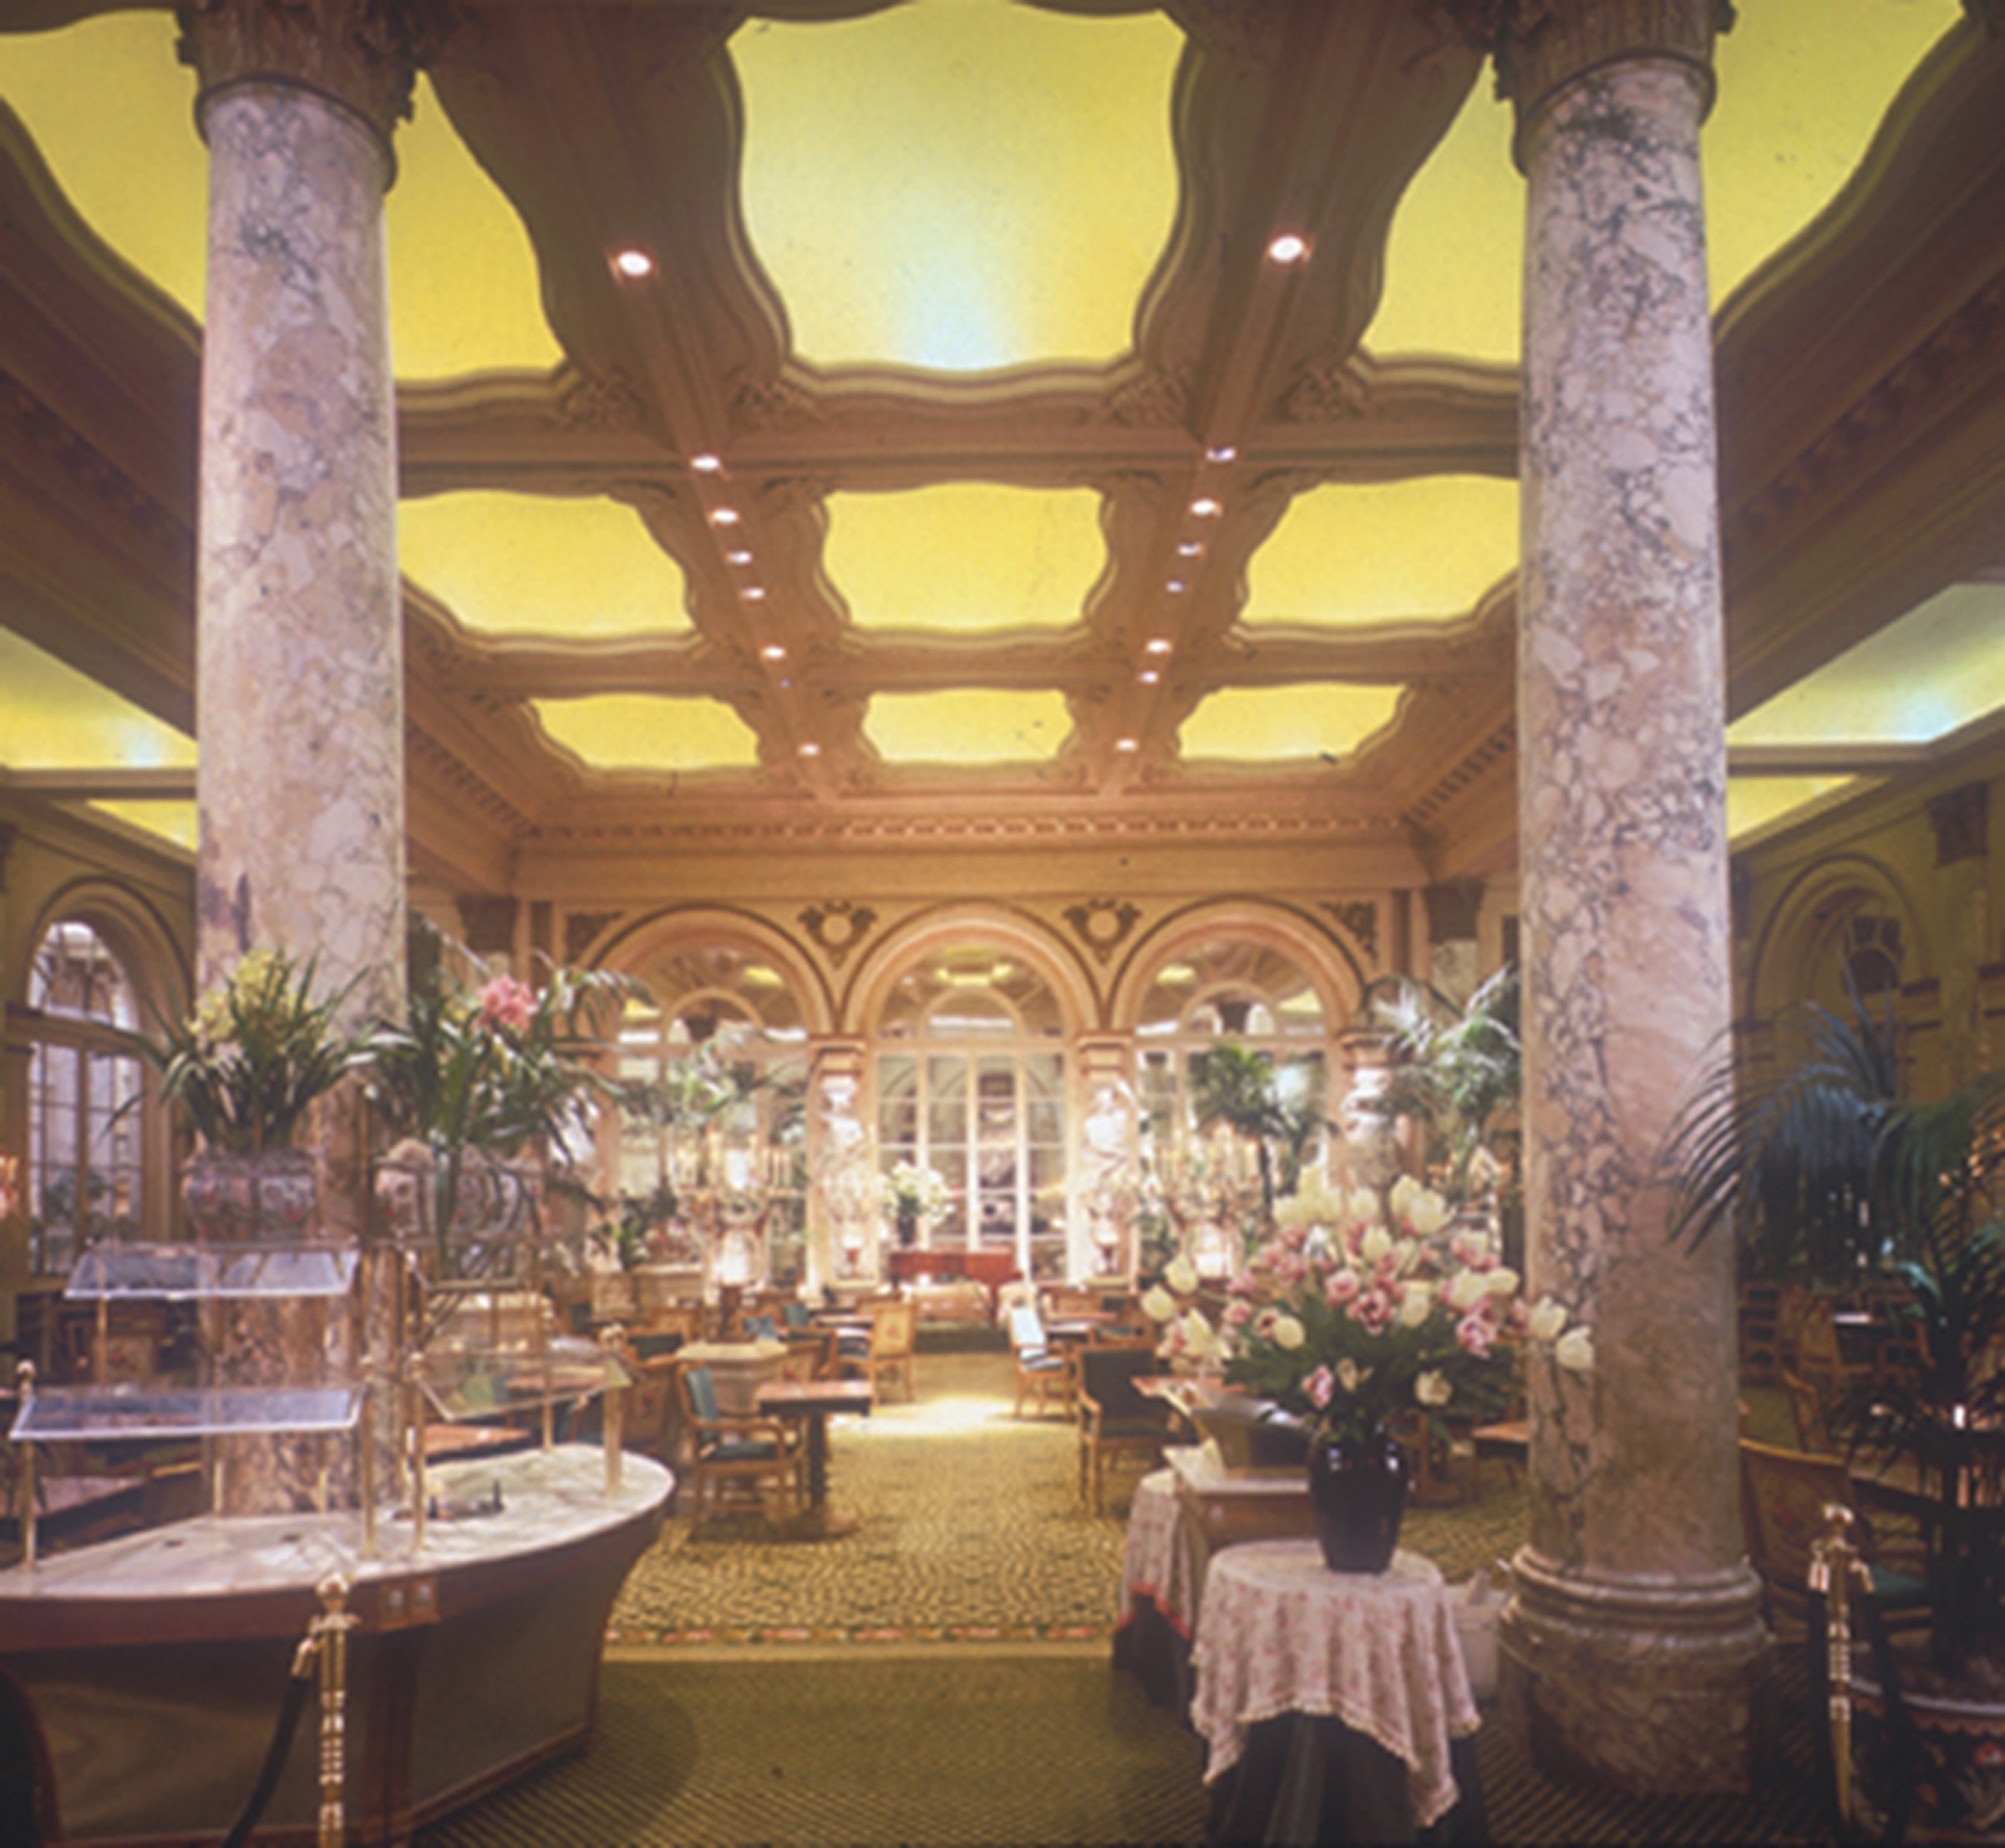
[675,1363,801,1525]
[1008,1304,1075,1419]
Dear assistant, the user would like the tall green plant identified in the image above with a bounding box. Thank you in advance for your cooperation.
[1663,988,2005,1675]
[1363,965,1521,1205]
[1187,1043,1325,1223]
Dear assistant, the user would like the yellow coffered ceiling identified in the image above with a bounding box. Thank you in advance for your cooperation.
[1,0,2002,879]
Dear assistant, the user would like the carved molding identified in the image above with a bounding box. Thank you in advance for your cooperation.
[563,908,622,964]
[1728,277,2005,549]
[1439,0,1731,128]
[730,369,826,434]
[1322,900,1379,961]
[0,370,184,551]
[1423,880,1485,945]
[1280,360,1373,424]
[404,726,531,836]
[798,900,876,969]
[1407,723,1516,828]
[1927,781,1990,866]
[1101,363,1194,429]
[176,0,440,145]
[1062,898,1142,966]
[1162,0,1292,69]
[556,367,646,433]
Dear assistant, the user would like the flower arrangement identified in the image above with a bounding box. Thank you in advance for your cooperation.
[1148,1173,1592,1447]
[881,1160,952,1236]
[121,948,368,1155]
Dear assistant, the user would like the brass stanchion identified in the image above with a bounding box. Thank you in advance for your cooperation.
[1809,1500,1872,1831]
[14,1359,36,1570]
[599,1326,625,1496]
[312,1572,358,1848]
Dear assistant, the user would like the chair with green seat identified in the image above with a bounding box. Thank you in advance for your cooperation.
[1009,1304,1075,1419]
[1739,1439,1931,1633]
[1077,1343,1174,1512]
[675,1363,799,1526]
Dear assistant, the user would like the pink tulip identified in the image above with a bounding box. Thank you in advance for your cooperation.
[478,976,537,1033]
[1306,1364,1335,1409]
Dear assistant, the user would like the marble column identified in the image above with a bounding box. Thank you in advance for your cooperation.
[1495,0,1767,1794]
[182,0,415,1034]
[179,0,422,1510]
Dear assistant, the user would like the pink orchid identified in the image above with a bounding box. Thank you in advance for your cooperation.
[1325,1267,1361,1307]
[1305,1364,1335,1409]
[478,976,537,1033]
[1223,1297,1254,1329]
[1456,1312,1495,1358]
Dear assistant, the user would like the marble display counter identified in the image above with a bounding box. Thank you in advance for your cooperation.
[0,1445,672,1845]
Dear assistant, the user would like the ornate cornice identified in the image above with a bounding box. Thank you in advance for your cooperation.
[404,725,530,836]
[1406,723,1515,828]
[0,369,185,554]
[176,0,443,149]
[1439,1,1732,152]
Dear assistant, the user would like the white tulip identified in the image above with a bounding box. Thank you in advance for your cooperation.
[1272,1314,1307,1350]
[1141,1284,1177,1323]
[1485,1267,1521,1297]
[1527,1297,1568,1343]
[1398,1283,1435,1328]
[1389,1175,1420,1221]
[1346,1188,1383,1228]
[1360,1225,1393,1268]
[1555,1328,1596,1373]
[1405,1189,1451,1238]
[1391,1236,1421,1277]
[1165,1255,1200,1296]
[1447,1270,1490,1312]
[1415,1369,1452,1407]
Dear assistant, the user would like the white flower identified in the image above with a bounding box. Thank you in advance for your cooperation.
[1415,1369,1452,1407]
[1404,1188,1451,1238]
[1389,1175,1421,1221]
[1398,1282,1435,1328]
[1527,1297,1568,1343]
[1446,1269,1490,1312]
[1484,1267,1521,1297]
[1164,1255,1200,1296]
[1345,1188,1383,1229]
[1555,1328,1596,1373]
[1271,1313,1306,1350]
[1141,1284,1178,1323]
[1335,1358,1372,1394]
[1391,1236,1421,1277]
[1359,1224,1393,1268]
[1180,1308,1220,1359]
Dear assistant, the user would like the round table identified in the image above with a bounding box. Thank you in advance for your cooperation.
[1190,1540,1482,1841]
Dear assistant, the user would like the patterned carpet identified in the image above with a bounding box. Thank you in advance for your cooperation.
[610,1348,1530,1647]
[414,1353,1827,1846]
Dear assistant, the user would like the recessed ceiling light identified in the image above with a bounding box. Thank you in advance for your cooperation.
[761,644,787,661]
[727,550,753,566]
[1140,669,1161,685]
[798,741,820,757]
[1266,233,1310,265]
[1190,497,1221,518]
[1206,444,1237,464]
[743,586,766,602]
[1145,638,1173,655]
[611,247,654,278]
[1114,738,1140,753]
[1167,580,1187,594]
[710,507,740,525]
[1177,541,1202,557]
[690,453,723,473]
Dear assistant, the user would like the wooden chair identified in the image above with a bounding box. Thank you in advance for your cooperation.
[845,1298,916,1403]
[1782,1370,1836,1454]
[1077,1344,1174,1513]
[675,1363,799,1525]
[1008,1304,1075,1419]
[1739,1439,1930,1634]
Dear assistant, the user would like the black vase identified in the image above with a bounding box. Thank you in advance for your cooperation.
[1305,1427,1409,1573]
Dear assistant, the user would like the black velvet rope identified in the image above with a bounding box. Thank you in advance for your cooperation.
[218,1646,317,1848]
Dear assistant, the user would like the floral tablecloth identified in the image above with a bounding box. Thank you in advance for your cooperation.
[1117,1465,1204,1638]
[1190,1539,1479,1829]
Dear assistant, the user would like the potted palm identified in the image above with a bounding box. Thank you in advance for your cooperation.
[120,947,369,1239]
[1663,991,2005,1836]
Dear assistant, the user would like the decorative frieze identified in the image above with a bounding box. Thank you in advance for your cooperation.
[564,909,622,965]
[798,901,876,969]
[1062,898,1142,965]
[1322,900,1379,961]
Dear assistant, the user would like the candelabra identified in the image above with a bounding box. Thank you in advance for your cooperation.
[665,1131,790,1292]
[1142,1125,1265,1279]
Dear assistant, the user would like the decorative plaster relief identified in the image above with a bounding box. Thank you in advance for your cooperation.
[1062,897,1142,965]
[799,900,877,968]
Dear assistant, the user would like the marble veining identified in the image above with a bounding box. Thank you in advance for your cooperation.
[195,82,404,1031]
[1505,54,1764,1793]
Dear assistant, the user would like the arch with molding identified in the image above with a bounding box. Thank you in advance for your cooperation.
[588,904,835,1038]
[843,903,1098,1039]
[1745,853,1931,1024]
[13,876,191,1019]
[1108,896,1364,1034]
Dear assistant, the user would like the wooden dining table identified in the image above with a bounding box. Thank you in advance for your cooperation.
[755,1377,874,1540]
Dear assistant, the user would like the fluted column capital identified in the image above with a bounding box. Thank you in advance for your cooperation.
[1441,0,1733,169]
[176,0,441,158]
